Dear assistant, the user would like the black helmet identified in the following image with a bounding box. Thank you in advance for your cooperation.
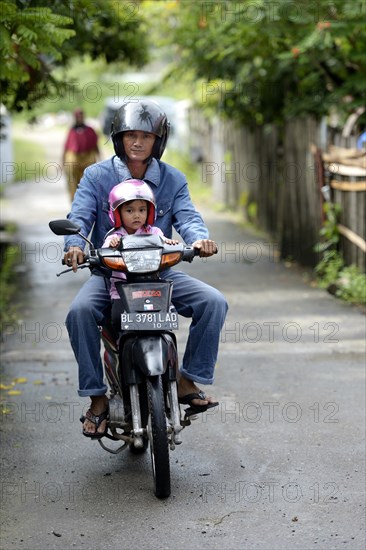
[111,99,170,161]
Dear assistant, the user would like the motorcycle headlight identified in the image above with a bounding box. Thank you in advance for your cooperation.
[122,249,162,273]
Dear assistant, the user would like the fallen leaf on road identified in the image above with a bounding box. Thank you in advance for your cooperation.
[7,390,22,396]
[13,377,28,384]
[0,383,13,390]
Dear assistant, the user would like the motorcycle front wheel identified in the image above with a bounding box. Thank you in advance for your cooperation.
[147,375,171,498]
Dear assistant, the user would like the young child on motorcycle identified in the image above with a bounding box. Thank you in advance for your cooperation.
[102,179,178,321]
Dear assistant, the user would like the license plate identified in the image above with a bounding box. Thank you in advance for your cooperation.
[120,311,179,331]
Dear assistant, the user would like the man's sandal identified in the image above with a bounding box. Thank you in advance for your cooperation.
[80,407,109,439]
[178,391,219,417]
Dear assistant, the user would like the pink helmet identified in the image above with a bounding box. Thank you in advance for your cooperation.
[108,179,157,228]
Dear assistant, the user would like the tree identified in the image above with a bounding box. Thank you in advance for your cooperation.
[156,0,366,125]
[0,0,148,112]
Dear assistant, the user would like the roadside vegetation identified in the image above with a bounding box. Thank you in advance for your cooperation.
[13,134,47,182]
[0,228,20,331]
[314,203,366,306]
[1,130,47,330]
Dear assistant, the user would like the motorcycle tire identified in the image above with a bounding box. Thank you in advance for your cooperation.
[147,375,171,498]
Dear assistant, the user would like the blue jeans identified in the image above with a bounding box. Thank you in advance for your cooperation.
[66,270,228,397]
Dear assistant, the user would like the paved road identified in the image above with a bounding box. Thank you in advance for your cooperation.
[0,124,365,550]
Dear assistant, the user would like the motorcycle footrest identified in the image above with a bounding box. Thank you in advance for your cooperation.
[98,437,128,455]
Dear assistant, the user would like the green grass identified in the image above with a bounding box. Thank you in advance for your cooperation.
[0,238,20,329]
[13,137,47,183]
[163,149,211,207]
[0,131,48,327]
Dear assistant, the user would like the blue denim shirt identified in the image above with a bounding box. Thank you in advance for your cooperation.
[64,155,209,251]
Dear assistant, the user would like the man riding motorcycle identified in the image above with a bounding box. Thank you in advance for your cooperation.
[63,98,228,438]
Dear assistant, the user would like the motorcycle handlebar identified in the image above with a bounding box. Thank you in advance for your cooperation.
[182,246,200,262]
[59,244,205,276]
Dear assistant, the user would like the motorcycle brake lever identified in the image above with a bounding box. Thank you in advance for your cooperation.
[56,262,90,277]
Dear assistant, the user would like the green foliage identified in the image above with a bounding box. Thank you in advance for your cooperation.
[1,0,148,112]
[53,0,148,66]
[156,0,366,125]
[314,201,366,305]
[239,191,248,207]
[247,201,258,224]
[0,240,20,327]
[335,265,366,304]
[13,135,46,182]
[314,248,366,305]
[1,0,75,111]
[314,249,344,288]
[314,201,343,288]
[314,202,342,253]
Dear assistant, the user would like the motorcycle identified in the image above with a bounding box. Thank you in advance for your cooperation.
[49,219,201,499]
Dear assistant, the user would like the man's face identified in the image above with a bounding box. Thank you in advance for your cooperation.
[122,131,156,162]
[74,111,84,124]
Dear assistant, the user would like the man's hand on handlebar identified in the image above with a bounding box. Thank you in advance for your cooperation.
[64,246,85,272]
[192,239,218,257]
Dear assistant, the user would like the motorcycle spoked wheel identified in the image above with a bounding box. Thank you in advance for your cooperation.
[146,375,171,498]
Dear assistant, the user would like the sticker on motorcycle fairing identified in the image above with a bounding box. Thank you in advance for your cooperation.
[132,290,162,299]
[144,304,154,311]
[120,311,179,331]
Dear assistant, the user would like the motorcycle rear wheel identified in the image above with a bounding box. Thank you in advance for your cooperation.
[147,375,171,498]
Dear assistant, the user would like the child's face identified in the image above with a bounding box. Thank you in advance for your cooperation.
[120,199,148,234]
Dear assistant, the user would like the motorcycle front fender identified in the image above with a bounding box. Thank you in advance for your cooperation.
[121,334,177,383]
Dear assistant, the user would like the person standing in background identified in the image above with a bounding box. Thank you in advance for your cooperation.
[62,108,100,200]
